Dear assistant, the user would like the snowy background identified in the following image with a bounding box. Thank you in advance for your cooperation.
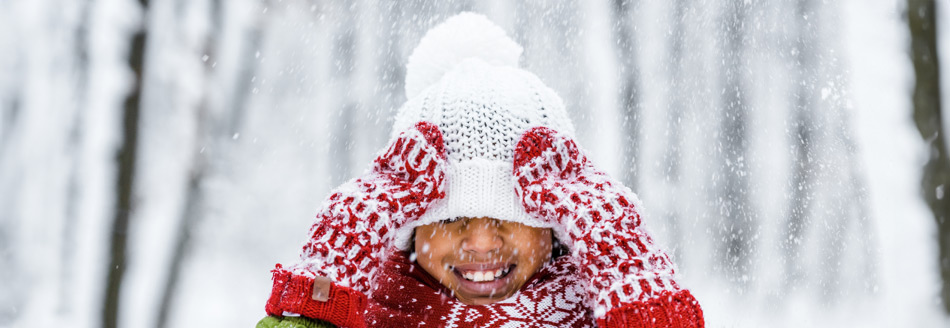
[1,0,949,327]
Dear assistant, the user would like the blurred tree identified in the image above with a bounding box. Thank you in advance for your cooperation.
[329,4,357,186]
[783,0,819,291]
[612,0,643,190]
[906,0,950,314]
[155,0,224,327]
[661,0,689,260]
[228,1,266,133]
[716,0,755,284]
[103,0,149,327]
[372,1,405,145]
[59,0,93,318]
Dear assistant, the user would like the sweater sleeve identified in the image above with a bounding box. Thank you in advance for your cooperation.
[263,177,392,328]
[265,263,366,328]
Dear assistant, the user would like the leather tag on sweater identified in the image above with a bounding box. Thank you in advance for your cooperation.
[312,276,332,302]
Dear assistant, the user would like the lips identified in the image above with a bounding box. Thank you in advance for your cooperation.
[451,263,517,296]
[456,264,513,282]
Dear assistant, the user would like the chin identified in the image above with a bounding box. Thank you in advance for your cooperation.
[456,294,511,305]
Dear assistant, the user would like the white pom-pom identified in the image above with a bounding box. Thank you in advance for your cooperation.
[405,12,522,99]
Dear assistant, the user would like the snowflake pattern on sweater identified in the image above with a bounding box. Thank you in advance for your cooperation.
[265,123,704,328]
[366,251,594,328]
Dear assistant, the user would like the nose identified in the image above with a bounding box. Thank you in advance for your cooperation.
[460,217,503,255]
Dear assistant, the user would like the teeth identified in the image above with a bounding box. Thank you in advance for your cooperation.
[460,268,509,282]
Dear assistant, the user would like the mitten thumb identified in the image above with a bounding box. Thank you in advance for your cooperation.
[513,126,585,187]
[371,121,448,228]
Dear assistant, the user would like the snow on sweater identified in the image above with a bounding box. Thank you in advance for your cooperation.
[263,122,704,327]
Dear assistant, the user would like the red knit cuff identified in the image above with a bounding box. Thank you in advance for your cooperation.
[265,264,367,328]
[597,289,704,328]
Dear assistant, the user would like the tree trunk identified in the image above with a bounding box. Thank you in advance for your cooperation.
[103,1,149,327]
[717,0,755,284]
[372,0,404,147]
[329,5,357,185]
[662,0,689,260]
[783,0,820,290]
[155,164,205,328]
[906,0,950,314]
[612,0,642,190]
[155,0,222,326]
[59,0,93,316]
[227,0,267,133]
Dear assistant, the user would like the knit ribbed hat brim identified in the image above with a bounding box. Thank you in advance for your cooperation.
[390,13,575,250]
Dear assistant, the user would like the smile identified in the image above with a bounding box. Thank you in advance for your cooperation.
[457,265,513,282]
[450,263,518,297]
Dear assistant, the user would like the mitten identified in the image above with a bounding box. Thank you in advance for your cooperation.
[513,126,704,328]
[265,121,447,328]
[256,316,336,328]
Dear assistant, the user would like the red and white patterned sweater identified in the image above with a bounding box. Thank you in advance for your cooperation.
[367,250,595,327]
[264,122,704,328]
[267,248,702,328]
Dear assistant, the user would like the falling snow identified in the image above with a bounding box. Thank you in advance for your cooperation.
[0,0,949,328]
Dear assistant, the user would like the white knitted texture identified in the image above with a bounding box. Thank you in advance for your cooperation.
[393,13,576,250]
[405,12,522,99]
[394,60,575,162]
[392,159,558,249]
[392,59,576,250]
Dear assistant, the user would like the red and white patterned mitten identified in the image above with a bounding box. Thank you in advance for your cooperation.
[266,121,447,328]
[513,127,704,328]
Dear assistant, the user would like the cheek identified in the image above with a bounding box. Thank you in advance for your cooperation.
[415,228,457,272]
[511,230,552,268]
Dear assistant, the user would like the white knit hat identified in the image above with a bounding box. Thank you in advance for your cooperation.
[391,12,576,250]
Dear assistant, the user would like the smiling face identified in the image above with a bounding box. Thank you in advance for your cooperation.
[413,217,553,305]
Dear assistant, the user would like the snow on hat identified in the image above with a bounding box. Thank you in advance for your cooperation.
[391,12,576,250]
